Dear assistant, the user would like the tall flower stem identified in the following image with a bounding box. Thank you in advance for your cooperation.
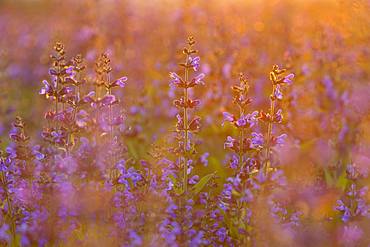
[0,166,16,245]
[265,84,276,175]
[183,53,189,194]
[107,73,116,181]
[239,105,245,170]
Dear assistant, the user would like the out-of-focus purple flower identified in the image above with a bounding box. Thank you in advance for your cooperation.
[275,134,287,146]
[200,152,209,167]
[322,75,337,100]
[241,189,253,203]
[190,230,205,246]
[32,145,45,160]
[129,230,142,246]
[227,175,241,187]
[256,169,267,184]
[341,225,363,245]
[221,183,233,201]
[75,110,89,128]
[346,164,359,180]
[271,170,287,186]
[0,224,10,242]
[99,94,117,106]
[216,227,227,242]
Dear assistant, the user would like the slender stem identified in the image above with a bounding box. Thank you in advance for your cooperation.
[239,105,245,170]
[95,80,100,144]
[183,54,189,194]
[0,170,16,245]
[265,85,276,175]
[107,73,116,181]
[55,77,58,126]
[55,61,60,127]
[238,105,249,246]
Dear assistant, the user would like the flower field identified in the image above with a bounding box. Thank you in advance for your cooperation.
[0,0,369,246]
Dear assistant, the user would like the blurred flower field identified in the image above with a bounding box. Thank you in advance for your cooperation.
[0,0,369,246]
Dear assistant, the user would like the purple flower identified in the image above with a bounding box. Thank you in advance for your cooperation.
[224,136,236,149]
[274,85,283,100]
[189,56,200,71]
[274,109,283,123]
[283,73,294,84]
[346,164,359,180]
[32,145,45,160]
[113,76,128,88]
[58,86,73,96]
[83,91,117,108]
[216,227,227,242]
[256,169,267,184]
[275,133,287,146]
[75,110,89,128]
[250,132,264,148]
[176,114,184,130]
[193,73,205,85]
[236,117,247,127]
[129,230,142,246]
[39,80,53,96]
[189,175,199,185]
[227,175,241,187]
[247,111,259,127]
[200,152,209,167]
[241,189,253,203]
[271,170,287,186]
[222,112,234,126]
[169,72,182,86]
[99,94,117,107]
[336,200,346,211]
[341,225,363,245]
[229,155,238,169]
[83,91,96,103]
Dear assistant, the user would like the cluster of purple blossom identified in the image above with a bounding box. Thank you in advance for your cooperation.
[0,36,369,247]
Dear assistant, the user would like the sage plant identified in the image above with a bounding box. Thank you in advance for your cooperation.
[158,36,219,246]
[170,36,204,194]
[221,73,259,245]
[259,65,294,175]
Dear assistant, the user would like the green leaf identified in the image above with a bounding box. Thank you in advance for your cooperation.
[336,171,349,190]
[324,168,334,187]
[168,174,178,184]
[127,141,138,159]
[191,172,216,195]
[174,187,184,196]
